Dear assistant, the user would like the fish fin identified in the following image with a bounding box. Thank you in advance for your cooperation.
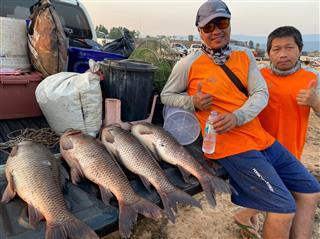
[139,175,152,192]
[107,148,123,167]
[114,149,121,161]
[1,173,16,203]
[98,185,113,206]
[118,197,162,238]
[10,146,18,157]
[158,193,176,223]
[199,172,233,208]
[60,137,73,150]
[70,166,84,185]
[103,130,115,143]
[59,164,70,190]
[46,217,99,239]
[27,204,44,229]
[152,143,163,162]
[107,149,122,166]
[177,166,191,183]
[209,174,236,195]
[200,177,217,208]
[160,188,202,223]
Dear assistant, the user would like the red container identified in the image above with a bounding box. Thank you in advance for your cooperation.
[0,72,43,119]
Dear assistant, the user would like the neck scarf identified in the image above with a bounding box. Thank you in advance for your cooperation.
[270,61,301,76]
[201,43,231,65]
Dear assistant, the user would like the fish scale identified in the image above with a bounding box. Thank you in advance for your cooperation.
[6,142,70,222]
[108,128,176,191]
[101,126,201,223]
[60,131,162,238]
[67,136,139,201]
[1,141,99,239]
[131,123,233,209]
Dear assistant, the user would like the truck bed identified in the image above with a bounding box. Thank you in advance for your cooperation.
[0,116,227,238]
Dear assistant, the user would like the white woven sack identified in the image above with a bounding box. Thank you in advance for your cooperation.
[36,60,102,136]
[0,17,31,71]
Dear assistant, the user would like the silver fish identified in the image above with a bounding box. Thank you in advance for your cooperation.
[131,123,233,208]
[1,141,99,239]
[60,130,162,238]
[101,126,201,222]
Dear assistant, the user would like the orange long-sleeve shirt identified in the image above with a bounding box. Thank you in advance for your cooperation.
[259,67,319,159]
[186,49,275,159]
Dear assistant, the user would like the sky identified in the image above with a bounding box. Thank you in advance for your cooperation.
[81,0,320,37]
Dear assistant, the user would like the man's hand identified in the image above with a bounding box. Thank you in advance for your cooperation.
[212,113,237,134]
[193,82,213,111]
[296,79,319,108]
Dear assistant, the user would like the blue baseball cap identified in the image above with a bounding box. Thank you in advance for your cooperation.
[195,0,231,27]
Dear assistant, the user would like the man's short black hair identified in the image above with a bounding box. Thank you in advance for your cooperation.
[267,26,303,53]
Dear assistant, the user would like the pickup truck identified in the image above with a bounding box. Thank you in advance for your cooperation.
[0,1,226,238]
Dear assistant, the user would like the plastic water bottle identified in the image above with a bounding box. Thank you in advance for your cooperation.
[202,111,218,154]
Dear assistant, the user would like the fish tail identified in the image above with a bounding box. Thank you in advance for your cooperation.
[118,197,162,238]
[160,188,201,223]
[199,173,233,208]
[45,217,99,239]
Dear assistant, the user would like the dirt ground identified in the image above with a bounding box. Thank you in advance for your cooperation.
[103,112,320,239]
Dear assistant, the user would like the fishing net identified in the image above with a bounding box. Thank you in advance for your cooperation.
[0,128,60,154]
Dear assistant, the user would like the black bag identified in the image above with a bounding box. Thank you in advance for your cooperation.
[102,30,135,57]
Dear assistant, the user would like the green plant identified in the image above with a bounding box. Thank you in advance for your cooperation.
[130,45,175,92]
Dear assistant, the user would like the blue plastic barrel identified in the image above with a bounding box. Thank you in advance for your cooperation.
[67,47,127,73]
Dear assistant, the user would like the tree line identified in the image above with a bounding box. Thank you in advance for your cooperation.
[95,24,140,39]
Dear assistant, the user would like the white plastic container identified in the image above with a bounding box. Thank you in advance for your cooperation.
[0,17,31,71]
[163,105,200,145]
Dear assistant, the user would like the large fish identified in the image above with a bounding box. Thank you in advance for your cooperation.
[131,123,233,208]
[60,130,162,238]
[1,141,99,239]
[101,126,201,222]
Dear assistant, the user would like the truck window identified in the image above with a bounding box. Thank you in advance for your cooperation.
[0,0,92,39]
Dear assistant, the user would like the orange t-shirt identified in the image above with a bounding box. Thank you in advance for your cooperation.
[187,52,274,159]
[259,67,317,159]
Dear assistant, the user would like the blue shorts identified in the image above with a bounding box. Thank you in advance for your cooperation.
[218,141,320,213]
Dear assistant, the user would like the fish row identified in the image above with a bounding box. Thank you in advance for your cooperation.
[1,123,232,238]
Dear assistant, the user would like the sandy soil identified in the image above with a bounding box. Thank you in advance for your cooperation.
[103,112,320,239]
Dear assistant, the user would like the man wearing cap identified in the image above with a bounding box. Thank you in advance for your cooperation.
[161,1,320,238]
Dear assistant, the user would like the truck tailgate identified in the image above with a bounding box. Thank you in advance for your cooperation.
[0,116,226,238]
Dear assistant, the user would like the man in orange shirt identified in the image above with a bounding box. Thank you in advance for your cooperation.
[234,26,320,239]
[161,1,320,239]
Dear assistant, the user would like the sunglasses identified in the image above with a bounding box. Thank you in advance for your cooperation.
[201,18,230,33]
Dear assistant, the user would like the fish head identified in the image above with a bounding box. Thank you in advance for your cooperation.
[63,129,83,136]
[101,126,119,156]
[130,123,157,153]
[59,130,84,156]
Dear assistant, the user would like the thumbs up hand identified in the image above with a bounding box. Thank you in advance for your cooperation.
[192,82,213,111]
[296,79,319,108]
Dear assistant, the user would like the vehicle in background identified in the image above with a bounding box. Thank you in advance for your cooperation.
[171,43,188,57]
[1,0,97,42]
[188,43,201,54]
[96,31,108,46]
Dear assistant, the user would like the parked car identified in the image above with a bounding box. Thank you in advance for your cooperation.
[171,43,188,57]
[96,31,107,45]
[188,43,202,54]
